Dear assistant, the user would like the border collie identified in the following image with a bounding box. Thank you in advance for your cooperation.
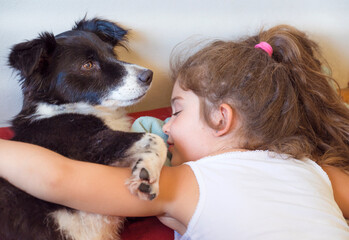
[0,18,167,240]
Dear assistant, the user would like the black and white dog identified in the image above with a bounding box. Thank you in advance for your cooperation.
[0,18,167,240]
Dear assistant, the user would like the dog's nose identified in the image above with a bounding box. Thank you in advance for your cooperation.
[138,70,153,85]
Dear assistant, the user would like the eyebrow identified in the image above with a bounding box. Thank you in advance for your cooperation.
[171,96,183,105]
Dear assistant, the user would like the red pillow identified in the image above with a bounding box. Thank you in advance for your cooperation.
[0,127,14,140]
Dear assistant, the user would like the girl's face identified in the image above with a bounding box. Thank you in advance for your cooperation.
[162,81,216,166]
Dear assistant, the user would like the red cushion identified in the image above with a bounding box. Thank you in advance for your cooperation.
[0,107,173,239]
[0,127,14,140]
[121,217,173,239]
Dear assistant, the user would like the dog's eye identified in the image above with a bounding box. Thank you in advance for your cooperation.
[82,61,94,70]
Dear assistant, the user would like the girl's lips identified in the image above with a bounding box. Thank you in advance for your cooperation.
[167,142,174,152]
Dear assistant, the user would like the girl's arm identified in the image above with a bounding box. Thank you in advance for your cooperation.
[322,165,349,219]
[0,139,198,227]
[0,139,166,216]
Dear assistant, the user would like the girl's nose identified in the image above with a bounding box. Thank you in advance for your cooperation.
[162,118,171,135]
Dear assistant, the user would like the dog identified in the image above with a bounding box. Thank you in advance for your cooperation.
[0,18,167,240]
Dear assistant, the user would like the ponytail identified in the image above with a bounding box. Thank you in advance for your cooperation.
[255,25,349,171]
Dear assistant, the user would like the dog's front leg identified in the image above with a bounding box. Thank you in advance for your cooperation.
[123,133,167,200]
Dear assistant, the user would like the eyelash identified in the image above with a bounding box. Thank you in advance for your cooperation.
[172,111,182,116]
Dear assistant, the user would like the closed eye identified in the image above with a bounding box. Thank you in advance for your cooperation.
[172,111,182,116]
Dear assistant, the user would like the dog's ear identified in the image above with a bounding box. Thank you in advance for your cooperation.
[73,18,128,46]
[8,32,57,79]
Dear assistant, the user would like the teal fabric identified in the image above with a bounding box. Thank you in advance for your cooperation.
[131,116,172,166]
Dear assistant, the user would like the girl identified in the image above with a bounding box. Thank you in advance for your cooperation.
[1,24,349,239]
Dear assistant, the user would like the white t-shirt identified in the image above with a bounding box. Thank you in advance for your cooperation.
[174,151,349,240]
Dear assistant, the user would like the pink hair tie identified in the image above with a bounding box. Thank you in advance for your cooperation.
[254,42,273,57]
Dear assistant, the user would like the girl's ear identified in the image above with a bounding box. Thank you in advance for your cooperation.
[214,103,235,137]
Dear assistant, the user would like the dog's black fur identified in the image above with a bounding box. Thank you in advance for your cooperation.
[0,18,166,240]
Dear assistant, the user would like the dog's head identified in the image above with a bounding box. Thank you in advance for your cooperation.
[9,18,153,109]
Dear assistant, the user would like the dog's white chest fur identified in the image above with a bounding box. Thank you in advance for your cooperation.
[32,102,132,131]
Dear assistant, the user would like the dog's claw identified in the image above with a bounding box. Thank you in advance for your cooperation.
[138,183,150,193]
[149,193,156,200]
[139,168,150,181]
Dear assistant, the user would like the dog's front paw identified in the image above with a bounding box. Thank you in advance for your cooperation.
[125,133,167,200]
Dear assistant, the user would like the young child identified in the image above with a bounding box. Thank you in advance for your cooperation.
[1,24,349,239]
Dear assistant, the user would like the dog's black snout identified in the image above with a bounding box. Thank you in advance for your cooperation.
[138,69,153,85]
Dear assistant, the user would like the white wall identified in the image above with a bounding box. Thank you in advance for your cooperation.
[0,0,348,127]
